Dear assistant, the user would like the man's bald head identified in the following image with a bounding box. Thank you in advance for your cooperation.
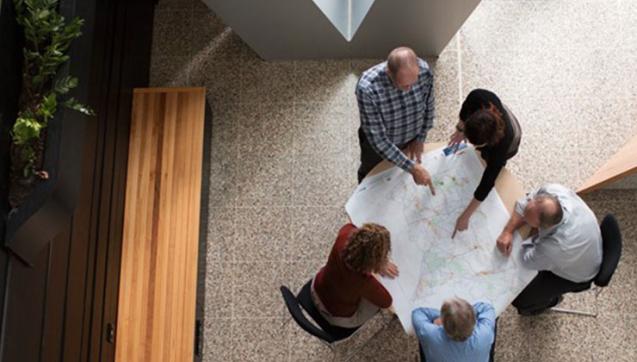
[387,47,418,74]
[524,194,563,228]
[537,195,563,228]
[386,47,419,91]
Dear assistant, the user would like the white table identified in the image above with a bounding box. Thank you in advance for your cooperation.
[346,143,536,334]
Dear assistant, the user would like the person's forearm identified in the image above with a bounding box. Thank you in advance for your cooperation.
[377,144,414,172]
[474,160,505,202]
[417,84,435,142]
[474,302,496,322]
[387,147,414,172]
[419,308,441,322]
[503,211,525,234]
[416,127,430,143]
[417,114,433,143]
[463,198,481,216]
[456,120,465,132]
[412,309,439,339]
[364,129,414,171]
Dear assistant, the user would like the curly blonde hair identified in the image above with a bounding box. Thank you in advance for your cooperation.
[342,223,391,274]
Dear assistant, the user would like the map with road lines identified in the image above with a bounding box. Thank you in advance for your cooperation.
[345,146,537,334]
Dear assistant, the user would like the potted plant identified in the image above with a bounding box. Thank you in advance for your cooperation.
[9,0,93,208]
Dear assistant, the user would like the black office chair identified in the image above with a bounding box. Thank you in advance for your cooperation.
[281,279,392,360]
[551,214,622,317]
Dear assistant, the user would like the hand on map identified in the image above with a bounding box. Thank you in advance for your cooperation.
[433,318,443,326]
[410,164,436,195]
[448,130,466,152]
[452,199,480,238]
[496,231,514,256]
[452,212,471,238]
[405,140,424,163]
[379,261,400,278]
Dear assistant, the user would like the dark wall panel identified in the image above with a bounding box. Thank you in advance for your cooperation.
[2,244,51,361]
[0,0,22,343]
[0,0,156,361]
[41,228,72,362]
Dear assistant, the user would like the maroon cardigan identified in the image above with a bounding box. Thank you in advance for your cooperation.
[313,224,392,317]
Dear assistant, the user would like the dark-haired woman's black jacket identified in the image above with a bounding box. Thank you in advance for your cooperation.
[459,88,519,202]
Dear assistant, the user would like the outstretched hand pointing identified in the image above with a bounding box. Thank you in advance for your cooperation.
[410,164,436,195]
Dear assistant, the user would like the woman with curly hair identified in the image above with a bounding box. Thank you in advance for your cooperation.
[448,89,522,237]
[311,223,399,328]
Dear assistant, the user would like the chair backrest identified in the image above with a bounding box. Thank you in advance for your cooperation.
[280,286,336,344]
[295,280,359,341]
[281,280,360,345]
[594,214,622,287]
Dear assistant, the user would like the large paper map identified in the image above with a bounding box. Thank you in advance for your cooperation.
[345,146,537,334]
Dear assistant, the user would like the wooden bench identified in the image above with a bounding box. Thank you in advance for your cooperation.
[578,133,637,194]
[116,87,206,362]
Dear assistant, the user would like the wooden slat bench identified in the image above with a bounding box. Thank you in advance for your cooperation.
[116,87,206,362]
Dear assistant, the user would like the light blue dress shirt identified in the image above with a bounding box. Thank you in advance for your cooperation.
[514,183,603,283]
[412,302,495,362]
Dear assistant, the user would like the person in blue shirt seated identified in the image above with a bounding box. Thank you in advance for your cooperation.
[412,298,496,362]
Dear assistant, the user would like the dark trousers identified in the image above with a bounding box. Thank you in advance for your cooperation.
[418,319,497,362]
[357,128,411,183]
[512,271,591,314]
[357,128,384,183]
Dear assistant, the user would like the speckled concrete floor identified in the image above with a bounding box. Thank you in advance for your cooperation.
[150,0,637,360]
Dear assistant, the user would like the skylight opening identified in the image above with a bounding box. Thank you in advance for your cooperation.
[312,0,375,42]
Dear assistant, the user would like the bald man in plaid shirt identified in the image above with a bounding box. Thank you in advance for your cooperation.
[356,47,436,194]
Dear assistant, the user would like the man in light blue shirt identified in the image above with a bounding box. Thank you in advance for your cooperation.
[496,183,602,314]
[412,299,496,362]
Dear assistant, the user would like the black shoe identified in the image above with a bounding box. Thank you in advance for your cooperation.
[552,295,565,308]
[516,296,564,316]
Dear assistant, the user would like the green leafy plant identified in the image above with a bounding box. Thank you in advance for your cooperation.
[10,0,93,203]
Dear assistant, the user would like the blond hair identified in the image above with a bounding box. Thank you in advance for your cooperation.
[441,298,476,342]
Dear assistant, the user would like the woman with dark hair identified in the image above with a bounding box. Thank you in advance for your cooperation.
[448,89,522,237]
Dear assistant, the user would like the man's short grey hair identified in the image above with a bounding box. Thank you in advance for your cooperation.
[535,193,563,228]
[440,298,475,342]
[387,46,418,75]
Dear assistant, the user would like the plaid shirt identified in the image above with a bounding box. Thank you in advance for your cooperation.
[356,59,435,171]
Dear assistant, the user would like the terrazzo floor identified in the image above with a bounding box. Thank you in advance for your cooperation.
[150,0,637,360]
